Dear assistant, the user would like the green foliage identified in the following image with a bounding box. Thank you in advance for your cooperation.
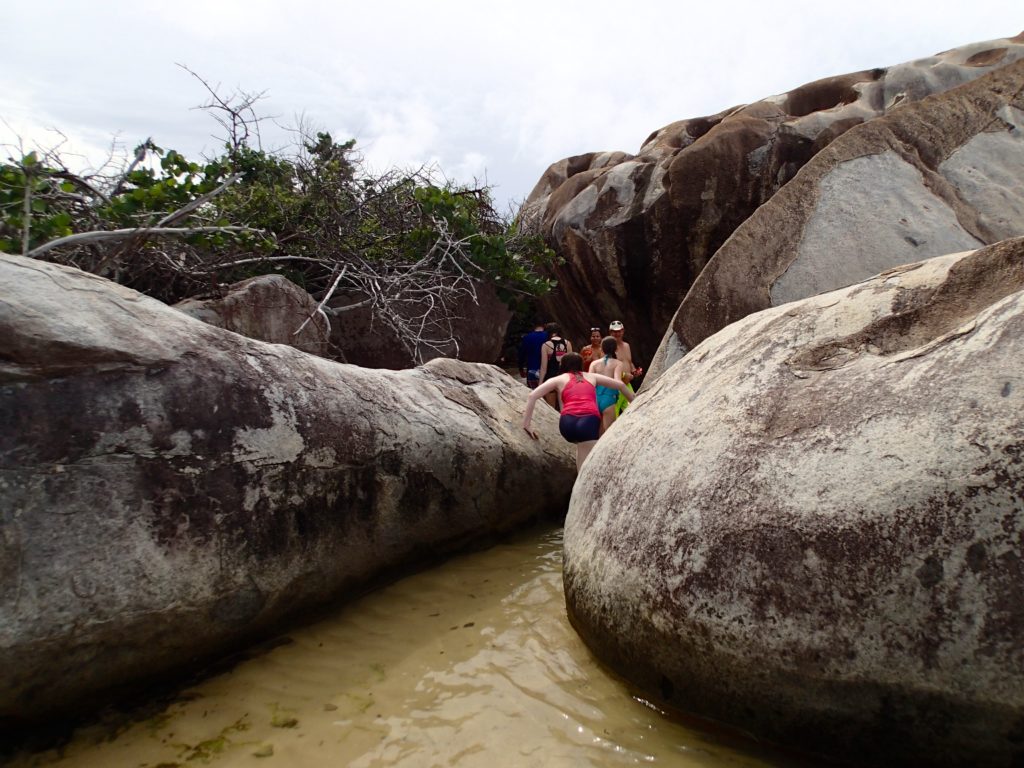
[0,154,75,253]
[103,145,231,235]
[5,119,556,311]
[411,183,557,304]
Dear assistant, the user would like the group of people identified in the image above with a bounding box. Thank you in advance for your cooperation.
[518,320,644,471]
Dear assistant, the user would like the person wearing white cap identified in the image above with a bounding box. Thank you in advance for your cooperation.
[608,320,641,384]
[609,320,643,414]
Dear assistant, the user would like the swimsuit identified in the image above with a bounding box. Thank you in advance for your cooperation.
[559,414,600,443]
[543,337,568,381]
[558,374,600,443]
[593,356,618,411]
[596,386,618,412]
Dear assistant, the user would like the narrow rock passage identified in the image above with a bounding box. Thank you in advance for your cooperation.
[7,526,812,768]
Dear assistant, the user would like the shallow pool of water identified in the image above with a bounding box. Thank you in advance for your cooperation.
[9,525,815,767]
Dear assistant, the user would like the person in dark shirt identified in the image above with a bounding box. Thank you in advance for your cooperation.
[539,322,572,409]
[518,322,549,389]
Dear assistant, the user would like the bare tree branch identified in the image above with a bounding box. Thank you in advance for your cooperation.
[20,166,31,256]
[177,63,271,154]
[26,226,257,258]
[294,264,347,336]
[110,139,152,198]
[156,172,242,227]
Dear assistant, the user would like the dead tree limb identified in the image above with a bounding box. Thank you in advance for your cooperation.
[156,173,242,227]
[26,226,258,258]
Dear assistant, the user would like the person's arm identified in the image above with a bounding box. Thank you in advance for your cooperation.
[591,373,634,402]
[623,341,642,377]
[522,377,561,439]
[611,360,625,383]
[626,342,643,377]
[538,342,551,382]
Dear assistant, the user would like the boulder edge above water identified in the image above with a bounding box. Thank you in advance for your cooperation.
[0,253,574,722]
[564,239,1024,766]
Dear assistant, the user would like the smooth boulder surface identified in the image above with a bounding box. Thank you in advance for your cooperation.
[0,253,574,721]
[174,273,332,357]
[524,33,1024,367]
[564,239,1024,766]
[646,55,1024,386]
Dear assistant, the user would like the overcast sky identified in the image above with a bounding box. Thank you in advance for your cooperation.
[3,2,1021,211]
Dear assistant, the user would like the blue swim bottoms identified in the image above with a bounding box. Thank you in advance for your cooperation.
[595,385,618,412]
[559,414,601,443]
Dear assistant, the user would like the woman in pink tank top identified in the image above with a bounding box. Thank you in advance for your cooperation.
[521,352,634,471]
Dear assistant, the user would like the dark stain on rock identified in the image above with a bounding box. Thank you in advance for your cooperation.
[967,542,988,573]
[916,556,944,588]
[117,399,143,423]
[965,48,1008,67]
[1008,716,1024,743]
[784,70,881,118]
[659,674,675,702]
[1002,381,1012,397]
[399,467,459,516]
[208,578,266,627]
[379,450,403,476]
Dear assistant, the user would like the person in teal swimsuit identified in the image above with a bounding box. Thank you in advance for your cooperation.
[587,337,625,435]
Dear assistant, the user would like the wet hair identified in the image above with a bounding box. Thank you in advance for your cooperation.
[544,322,560,336]
[560,351,583,373]
[601,336,617,356]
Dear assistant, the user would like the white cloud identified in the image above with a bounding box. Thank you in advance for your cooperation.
[2,0,1021,208]
[358,98,441,171]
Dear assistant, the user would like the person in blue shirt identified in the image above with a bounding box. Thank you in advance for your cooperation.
[518,322,549,389]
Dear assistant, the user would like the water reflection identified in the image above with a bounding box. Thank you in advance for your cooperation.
[9,526,811,767]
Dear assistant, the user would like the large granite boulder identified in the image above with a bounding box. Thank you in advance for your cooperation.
[647,55,1024,386]
[524,33,1024,368]
[174,273,332,357]
[327,281,513,369]
[564,239,1024,766]
[0,253,573,721]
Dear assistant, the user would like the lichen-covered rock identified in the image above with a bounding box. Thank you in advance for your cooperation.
[0,254,573,721]
[525,33,1024,369]
[174,273,332,357]
[647,55,1024,386]
[564,239,1024,766]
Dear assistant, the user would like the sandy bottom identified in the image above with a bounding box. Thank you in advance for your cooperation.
[8,525,812,767]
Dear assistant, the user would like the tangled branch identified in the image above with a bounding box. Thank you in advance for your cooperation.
[1,75,557,365]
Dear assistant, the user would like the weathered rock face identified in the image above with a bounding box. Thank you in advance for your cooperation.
[647,55,1024,386]
[173,274,332,357]
[564,239,1024,766]
[327,281,513,369]
[0,254,573,721]
[525,33,1024,369]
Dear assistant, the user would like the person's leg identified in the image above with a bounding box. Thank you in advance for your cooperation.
[576,440,598,471]
[600,405,616,435]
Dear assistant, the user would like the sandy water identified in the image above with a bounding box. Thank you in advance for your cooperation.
[8,525,812,768]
